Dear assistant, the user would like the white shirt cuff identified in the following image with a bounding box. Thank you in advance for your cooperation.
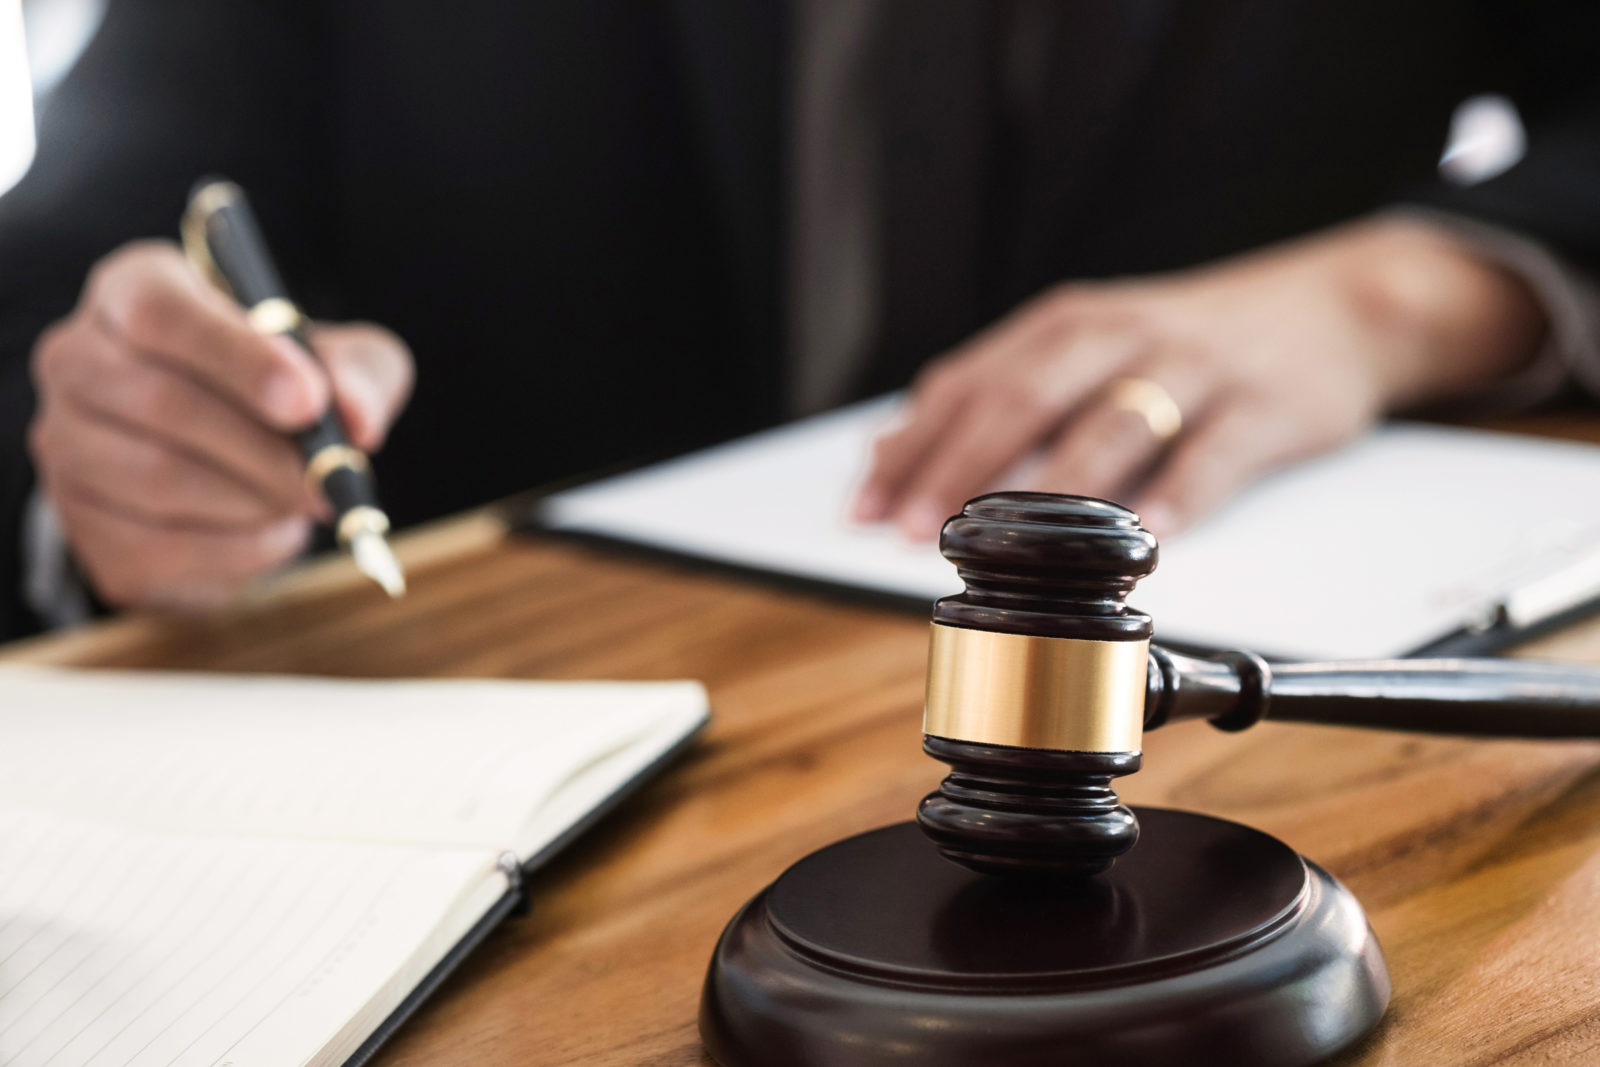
[23,488,93,629]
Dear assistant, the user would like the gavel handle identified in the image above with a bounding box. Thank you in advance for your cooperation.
[1145,645,1600,738]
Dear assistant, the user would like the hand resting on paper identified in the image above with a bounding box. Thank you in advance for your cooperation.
[28,241,415,611]
[853,216,1548,541]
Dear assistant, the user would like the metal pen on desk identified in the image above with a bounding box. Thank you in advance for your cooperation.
[180,178,406,597]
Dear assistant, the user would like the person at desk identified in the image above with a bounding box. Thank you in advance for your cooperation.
[0,2,1597,636]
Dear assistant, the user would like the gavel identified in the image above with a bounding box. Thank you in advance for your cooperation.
[918,491,1600,878]
[701,490,1600,1067]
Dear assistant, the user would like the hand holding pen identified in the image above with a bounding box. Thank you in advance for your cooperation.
[26,187,414,610]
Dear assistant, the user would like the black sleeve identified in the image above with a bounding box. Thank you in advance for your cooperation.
[1403,3,1600,272]
[0,0,329,639]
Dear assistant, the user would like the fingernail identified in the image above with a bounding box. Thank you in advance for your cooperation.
[343,375,383,444]
[899,500,947,542]
[1138,503,1176,539]
[853,487,887,522]
[267,517,313,555]
[263,373,311,425]
[264,338,324,425]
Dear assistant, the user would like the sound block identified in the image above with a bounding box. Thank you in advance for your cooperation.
[700,808,1388,1066]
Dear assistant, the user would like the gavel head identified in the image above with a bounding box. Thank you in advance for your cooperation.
[916,492,1158,878]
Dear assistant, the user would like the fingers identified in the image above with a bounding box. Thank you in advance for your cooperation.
[853,365,973,523]
[883,393,1062,539]
[28,239,420,614]
[51,490,311,612]
[83,244,416,452]
[31,399,298,528]
[1029,353,1219,504]
[83,241,327,429]
[855,291,1149,531]
[1132,401,1313,538]
[312,323,415,452]
[852,292,1091,523]
[33,318,313,517]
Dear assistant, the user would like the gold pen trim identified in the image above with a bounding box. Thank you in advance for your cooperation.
[189,180,242,220]
[179,180,243,295]
[306,443,372,494]
[336,504,390,547]
[245,297,306,336]
[923,624,1148,753]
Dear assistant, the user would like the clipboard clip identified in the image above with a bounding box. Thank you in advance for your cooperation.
[1488,545,1600,633]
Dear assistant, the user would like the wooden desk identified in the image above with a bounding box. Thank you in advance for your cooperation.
[8,493,1600,1065]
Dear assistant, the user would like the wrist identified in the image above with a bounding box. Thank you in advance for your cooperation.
[1335,217,1548,408]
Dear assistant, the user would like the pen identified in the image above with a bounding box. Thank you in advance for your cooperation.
[180,178,406,597]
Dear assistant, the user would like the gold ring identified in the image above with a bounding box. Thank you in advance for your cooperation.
[1105,377,1183,443]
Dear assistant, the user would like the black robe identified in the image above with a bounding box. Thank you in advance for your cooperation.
[0,0,1596,637]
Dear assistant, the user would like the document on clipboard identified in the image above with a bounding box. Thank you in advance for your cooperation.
[538,395,1600,660]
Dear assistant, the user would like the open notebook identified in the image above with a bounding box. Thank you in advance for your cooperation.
[539,395,1600,660]
[0,667,708,1067]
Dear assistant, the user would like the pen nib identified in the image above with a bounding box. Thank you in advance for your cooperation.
[350,529,407,598]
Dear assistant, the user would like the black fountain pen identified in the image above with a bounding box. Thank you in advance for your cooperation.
[180,178,406,597]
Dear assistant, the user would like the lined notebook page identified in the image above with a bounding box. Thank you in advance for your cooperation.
[0,668,707,860]
[0,669,709,1067]
[0,810,504,1067]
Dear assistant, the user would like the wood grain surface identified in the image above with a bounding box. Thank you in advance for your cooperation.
[8,415,1600,1066]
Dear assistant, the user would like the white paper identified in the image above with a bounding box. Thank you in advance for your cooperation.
[542,395,1600,659]
[0,669,708,858]
[0,810,502,1067]
[0,668,710,1067]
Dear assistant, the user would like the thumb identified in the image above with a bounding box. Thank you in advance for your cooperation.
[310,323,415,452]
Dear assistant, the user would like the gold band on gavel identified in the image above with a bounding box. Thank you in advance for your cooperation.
[923,624,1149,753]
[305,443,371,493]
